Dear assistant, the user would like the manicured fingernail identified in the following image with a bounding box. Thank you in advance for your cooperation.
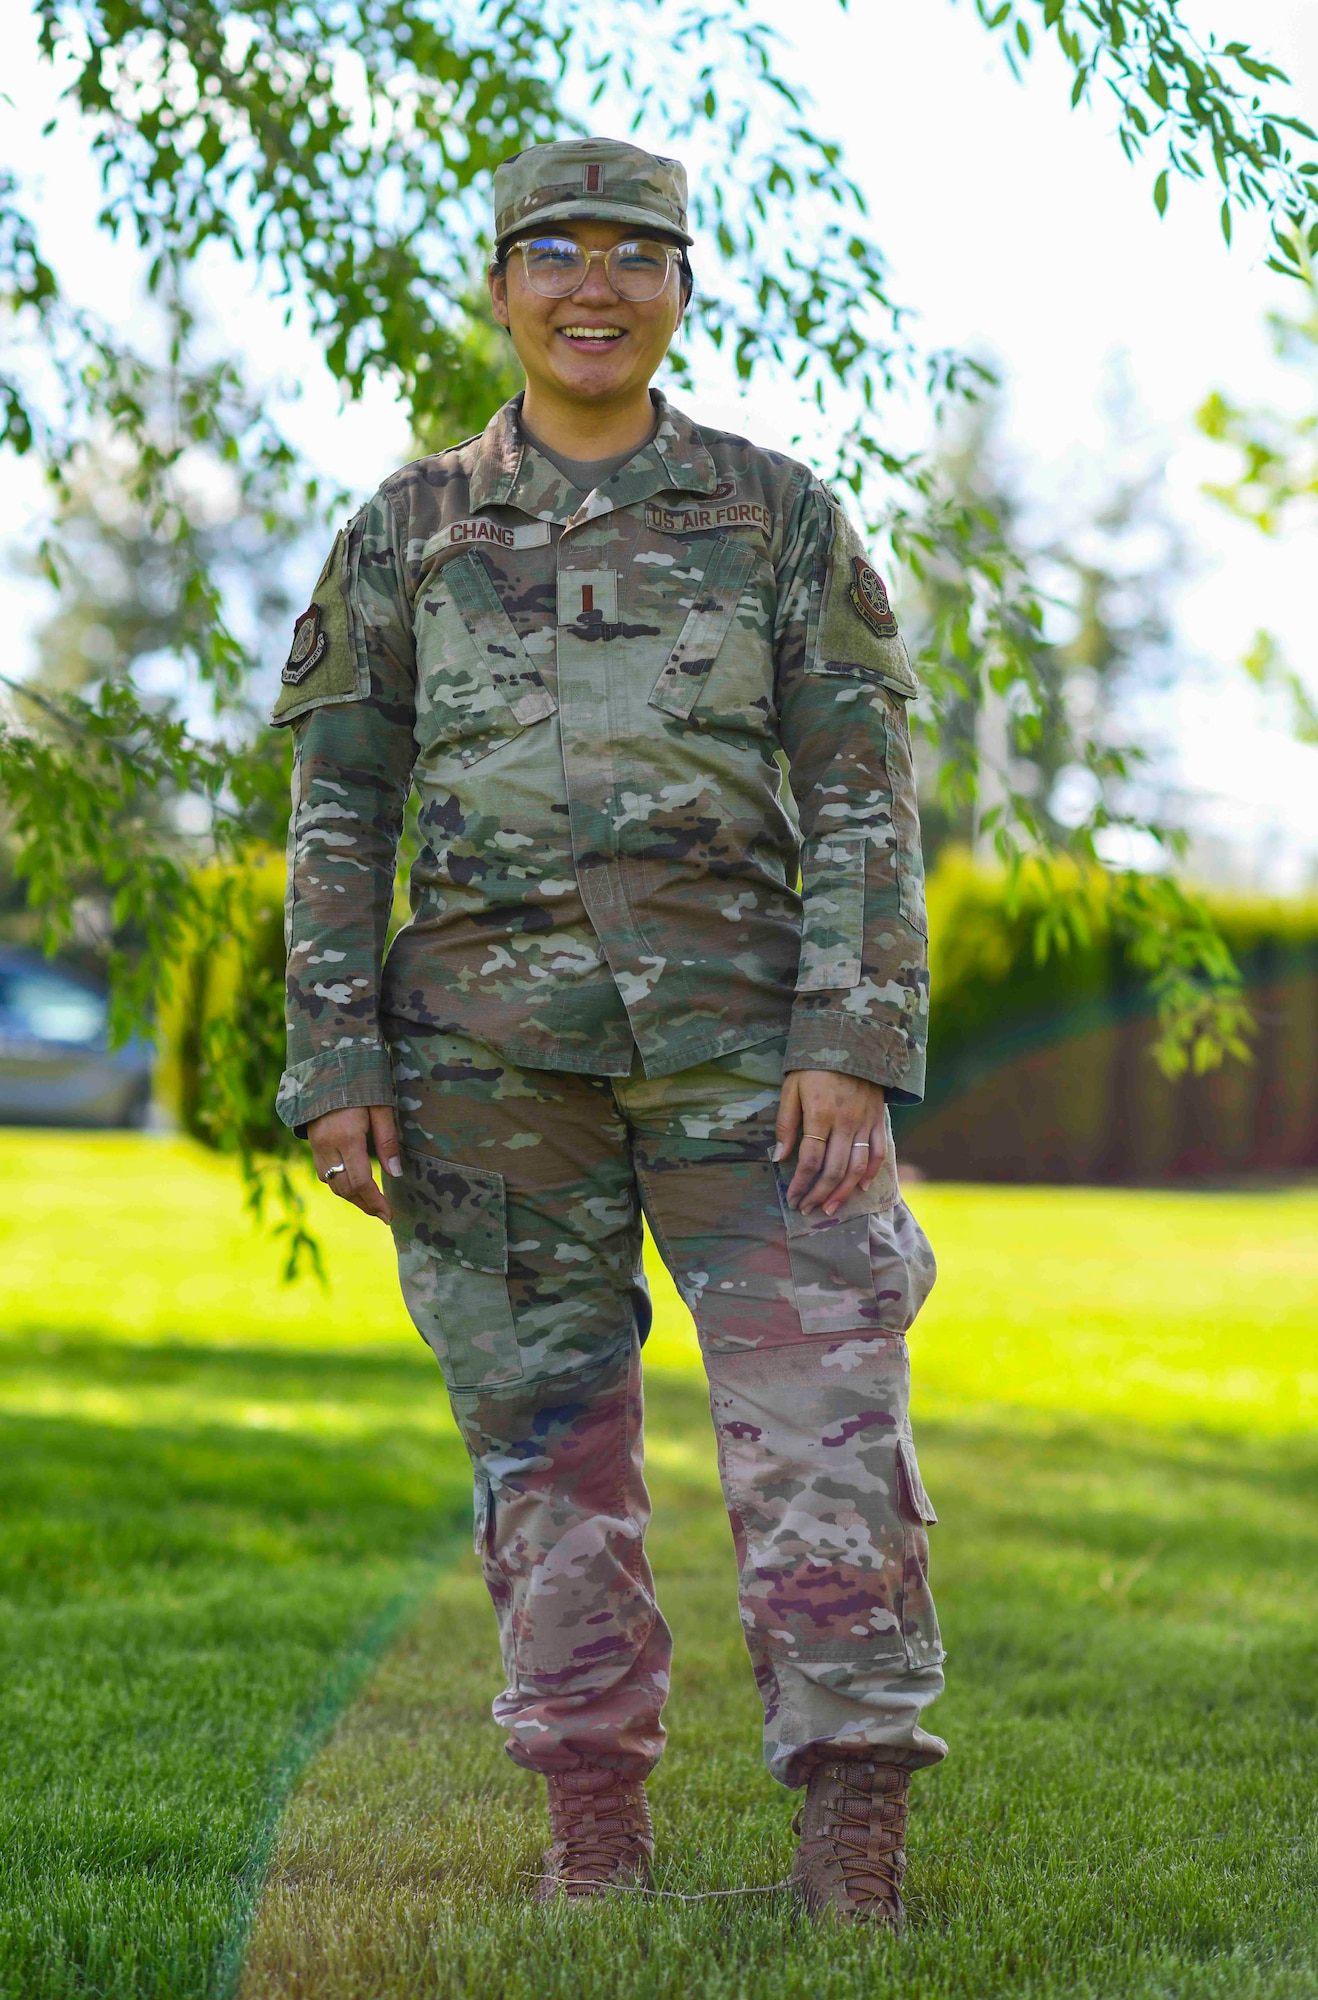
[771,1142,786,1163]
[385,1157,402,1177]
[824,1202,838,1216]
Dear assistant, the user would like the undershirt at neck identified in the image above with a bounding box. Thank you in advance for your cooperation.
[521,416,658,496]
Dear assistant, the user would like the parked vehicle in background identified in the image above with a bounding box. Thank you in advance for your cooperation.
[0,948,153,1127]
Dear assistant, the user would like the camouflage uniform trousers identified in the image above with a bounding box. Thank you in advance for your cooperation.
[385,1023,948,1788]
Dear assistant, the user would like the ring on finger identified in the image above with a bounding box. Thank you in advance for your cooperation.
[321,1162,348,1183]
[850,1140,870,1151]
[802,1132,828,1143]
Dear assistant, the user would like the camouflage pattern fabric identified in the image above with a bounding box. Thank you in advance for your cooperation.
[274,392,928,1134]
[385,1023,946,1786]
[493,135,693,248]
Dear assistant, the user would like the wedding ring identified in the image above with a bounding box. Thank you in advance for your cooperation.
[321,1163,347,1182]
[850,1140,870,1151]
[802,1133,828,1143]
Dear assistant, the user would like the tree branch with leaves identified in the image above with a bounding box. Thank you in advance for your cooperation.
[3,0,1314,1270]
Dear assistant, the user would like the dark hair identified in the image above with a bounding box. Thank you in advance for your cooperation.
[490,233,694,307]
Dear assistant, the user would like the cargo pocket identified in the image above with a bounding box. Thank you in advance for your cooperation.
[415,550,556,769]
[773,1129,896,1337]
[796,830,865,991]
[391,1147,524,1393]
[648,536,760,719]
[866,1198,937,1334]
[896,1431,944,1669]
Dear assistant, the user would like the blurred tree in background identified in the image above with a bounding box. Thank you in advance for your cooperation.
[904,380,1186,870]
[1,0,1315,1267]
[1198,261,1318,747]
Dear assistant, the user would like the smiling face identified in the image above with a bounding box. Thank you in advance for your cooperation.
[488,218,686,432]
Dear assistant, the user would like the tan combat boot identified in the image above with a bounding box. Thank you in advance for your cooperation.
[790,1759,910,1929]
[535,1769,654,1903]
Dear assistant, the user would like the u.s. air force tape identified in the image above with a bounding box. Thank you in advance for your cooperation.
[645,501,770,535]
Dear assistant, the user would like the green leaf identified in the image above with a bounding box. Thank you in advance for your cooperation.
[1153,168,1169,215]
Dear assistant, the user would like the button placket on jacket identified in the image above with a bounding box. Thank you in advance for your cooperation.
[554,508,659,995]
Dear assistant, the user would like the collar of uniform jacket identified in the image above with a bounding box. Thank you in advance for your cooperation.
[467,390,720,524]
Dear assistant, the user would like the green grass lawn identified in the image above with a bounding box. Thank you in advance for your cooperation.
[2,1135,1315,1999]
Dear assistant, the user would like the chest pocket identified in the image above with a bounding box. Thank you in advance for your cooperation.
[647,537,761,721]
[416,550,557,768]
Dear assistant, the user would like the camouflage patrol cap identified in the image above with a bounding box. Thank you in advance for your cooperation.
[494,137,692,250]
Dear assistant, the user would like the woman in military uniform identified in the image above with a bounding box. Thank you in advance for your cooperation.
[275,137,944,1927]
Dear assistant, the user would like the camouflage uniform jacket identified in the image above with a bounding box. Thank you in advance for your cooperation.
[273,393,929,1132]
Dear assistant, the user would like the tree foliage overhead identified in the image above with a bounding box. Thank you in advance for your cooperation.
[2,0,1310,1268]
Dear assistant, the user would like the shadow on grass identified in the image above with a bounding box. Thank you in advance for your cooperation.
[0,1333,471,2000]
[5,1342,1316,2000]
[231,1367,1318,2000]
[0,1327,438,1393]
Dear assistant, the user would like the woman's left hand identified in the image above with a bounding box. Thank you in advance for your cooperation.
[773,1069,887,1216]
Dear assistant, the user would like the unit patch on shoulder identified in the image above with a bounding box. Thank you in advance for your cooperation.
[282,605,327,685]
[849,557,899,640]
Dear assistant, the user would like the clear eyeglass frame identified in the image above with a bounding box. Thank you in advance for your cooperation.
[513,236,680,303]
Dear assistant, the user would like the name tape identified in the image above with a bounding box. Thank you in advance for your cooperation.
[645,501,771,537]
[422,518,553,559]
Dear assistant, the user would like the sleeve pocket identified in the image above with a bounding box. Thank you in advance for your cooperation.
[271,517,370,727]
[391,1148,524,1393]
[881,694,928,939]
[796,830,865,991]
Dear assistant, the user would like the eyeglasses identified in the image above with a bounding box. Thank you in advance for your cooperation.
[513,236,681,303]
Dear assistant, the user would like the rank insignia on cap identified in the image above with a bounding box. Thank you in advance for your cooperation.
[282,605,326,685]
[849,557,899,640]
[583,163,605,194]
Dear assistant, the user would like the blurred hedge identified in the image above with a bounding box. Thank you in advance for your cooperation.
[156,855,289,1155]
[161,849,1318,1184]
[897,852,1318,1182]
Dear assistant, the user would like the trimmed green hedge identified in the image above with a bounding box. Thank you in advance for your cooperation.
[896,853,1318,1182]
[162,850,1318,1184]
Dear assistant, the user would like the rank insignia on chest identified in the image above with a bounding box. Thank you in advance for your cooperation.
[849,557,899,640]
[282,605,327,685]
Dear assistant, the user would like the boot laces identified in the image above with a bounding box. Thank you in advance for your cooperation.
[547,1777,649,1891]
[808,1768,906,1909]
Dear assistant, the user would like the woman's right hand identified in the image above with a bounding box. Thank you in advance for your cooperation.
[307,1105,403,1223]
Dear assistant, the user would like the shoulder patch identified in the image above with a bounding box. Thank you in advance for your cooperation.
[849,557,899,640]
[271,519,369,727]
[812,500,918,700]
[283,605,327,684]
